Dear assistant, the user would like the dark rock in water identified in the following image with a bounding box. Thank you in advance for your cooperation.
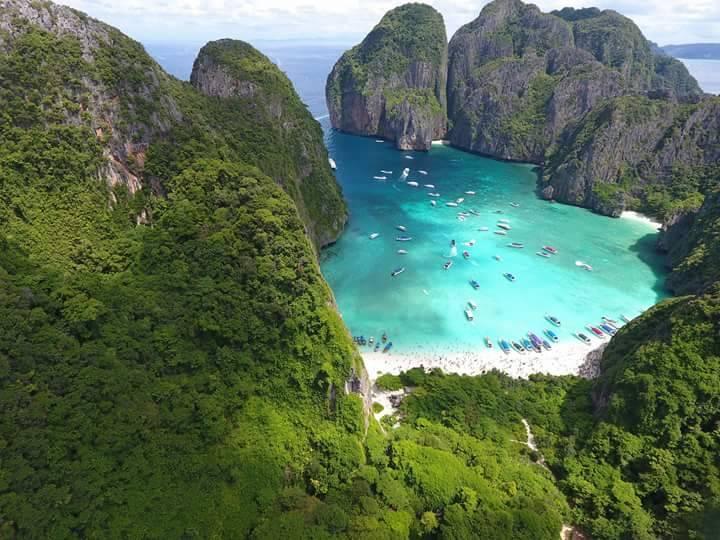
[326,4,447,150]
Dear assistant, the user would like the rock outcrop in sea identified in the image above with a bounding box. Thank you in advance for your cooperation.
[326,4,448,151]
[329,0,718,221]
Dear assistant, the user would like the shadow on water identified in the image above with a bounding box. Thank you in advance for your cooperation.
[628,232,669,299]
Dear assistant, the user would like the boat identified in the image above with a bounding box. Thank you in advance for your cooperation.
[382,332,387,343]
[383,341,393,353]
[430,200,437,207]
[576,261,593,271]
[464,308,474,321]
[511,341,526,354]
[369,233,380,240]
[457,215,466,222]
[469,209,481,216]
[510,202,520,208]
[468,300,478,310]
[494,230,507,236]
[375,139,384,143]
[391,267,405,277]
[463,250,470,259]
[546,314,561,327]
[587,325,606,339]
[396,225,407,232]
[369,336,374,344]
[397,249,408,254]
[544,329,560,342]
[575,332,592,345]
[522,337,538,353]
[374,343,380,352]
[503,273,516,282]
[401,167,410,177]
[542,246,558,255]
[498,218,510,223]
[499,339,511,354]
[455,197,465,204]
[465,191,476,195]
[495,210,504,214]
[507,242,524,248]
[485,337,494,349]
[373,176,387,180]
[423,184,435,189]
[380,170,393,174]
[407,181,419,187]
[418,170,428,175]
[599,323,617,336]
[464,240,476,246]
[536,251,551,258]
[497,223,512,230]
[541,339,553,351]
[528,332,543,347]
[428,192,440,197]
[395,236,413,242]
[493,255,502,261]
[405,155,414,160]
[602,316,619,326]
[469,279,480,289]
[458,211,469,217]
[443,261,453,270]
[621,314,631,324]
[446,202,458,207]
[478,227,489,231]
[328,158,337,170]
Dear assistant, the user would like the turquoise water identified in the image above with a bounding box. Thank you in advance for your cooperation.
[320,130,668,352]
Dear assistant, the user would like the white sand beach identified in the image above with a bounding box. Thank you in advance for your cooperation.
[363,341,604,383]
[620,210,662,230]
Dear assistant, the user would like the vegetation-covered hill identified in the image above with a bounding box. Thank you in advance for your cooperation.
[326,4,447,150]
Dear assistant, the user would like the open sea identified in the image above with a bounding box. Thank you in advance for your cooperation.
[147,41,669,351]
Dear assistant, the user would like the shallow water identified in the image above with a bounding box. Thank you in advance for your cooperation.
[320,131,668,352]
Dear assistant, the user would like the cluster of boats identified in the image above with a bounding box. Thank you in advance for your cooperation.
[353,333,394,353]
[497,332,554,354]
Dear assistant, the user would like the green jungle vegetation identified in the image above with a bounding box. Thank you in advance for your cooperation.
[1,1,719,539]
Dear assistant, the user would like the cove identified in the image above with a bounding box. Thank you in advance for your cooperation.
[320,129,667,353]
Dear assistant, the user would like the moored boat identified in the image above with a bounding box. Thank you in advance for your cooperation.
[465,308,474,321]
[546,314,561,327]
[380,170,393,174]
[575,332,592,345]
[511,341,525,353]
[543,246,558,254]
[396,225,407,232]
[373,176,387,180]
[507,242,524,248]
[468,300,478,310]
[418,170,428,175]
[586,325,605,339]
[493,255,502,261]
[446,202,458,207]
[423,184,435,188]
[497,223,512,230]
[494,230,507,236]
[464,240,476,246]
[391,267,405,277]
[463,250,470,259]
[485,337,493,349]
[499,339,511,354]
[510,202,520,208]
[469,209,481,216]
[536,251,551,258]
[544,329,560,342]
[503,272,516,282]
[430,200,437,206]
[456,197,465,204]
[522,337,539,353]
[469,279,480,289]
[541,339,552,351]
[383,341,393,353]
[576,260,593,271]
[600,323,616,336]
[397,249,408,254]
[329,158,337,170]
[428,192,440,197]
[443,260,453,270]
[407,181,419,187]
[369,233,380,240]
[621,314,631,324]
[478,226,489,231]
[395,236,413,242]
[465,191,476,195]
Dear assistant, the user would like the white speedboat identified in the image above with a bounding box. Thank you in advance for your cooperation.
[396,225,407,232]
[498,218,510,223]
[407,181,419,187]
[400,168,410,179]
[443,260,453,270]
[391,267,405,277]
[373,176,387,180]
[478,227,489,231]
[375,139,384,143]
[457,215,466,222]
[369,233,380,240]
[494,230,507,236]
[446,202,458,207]
[430,200,437,207]
[397,249,408,254]
[456,197,465,204]
[423,184,435,188]
[380,170,393,174]
[465,308,474,321]
[328,158,337,170]
[428,192,440,197]
[510,202,520,208]
[576,261,593,271]
[418,170,428,175]
[468,300,478,310]
[405,155,414,160]
[465,191,476,195]
[497,223,512,230]
[493,255,502,261]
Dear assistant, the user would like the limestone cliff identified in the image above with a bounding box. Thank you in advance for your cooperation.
[191,40,347,247]
[326,3,447,150]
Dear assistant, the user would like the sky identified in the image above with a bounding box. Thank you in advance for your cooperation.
[58,0,719,47]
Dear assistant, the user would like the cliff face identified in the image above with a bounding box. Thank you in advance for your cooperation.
[191,40,347,247]
[326,3,447,150]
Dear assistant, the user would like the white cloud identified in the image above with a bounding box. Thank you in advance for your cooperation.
[58,0,720,45]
